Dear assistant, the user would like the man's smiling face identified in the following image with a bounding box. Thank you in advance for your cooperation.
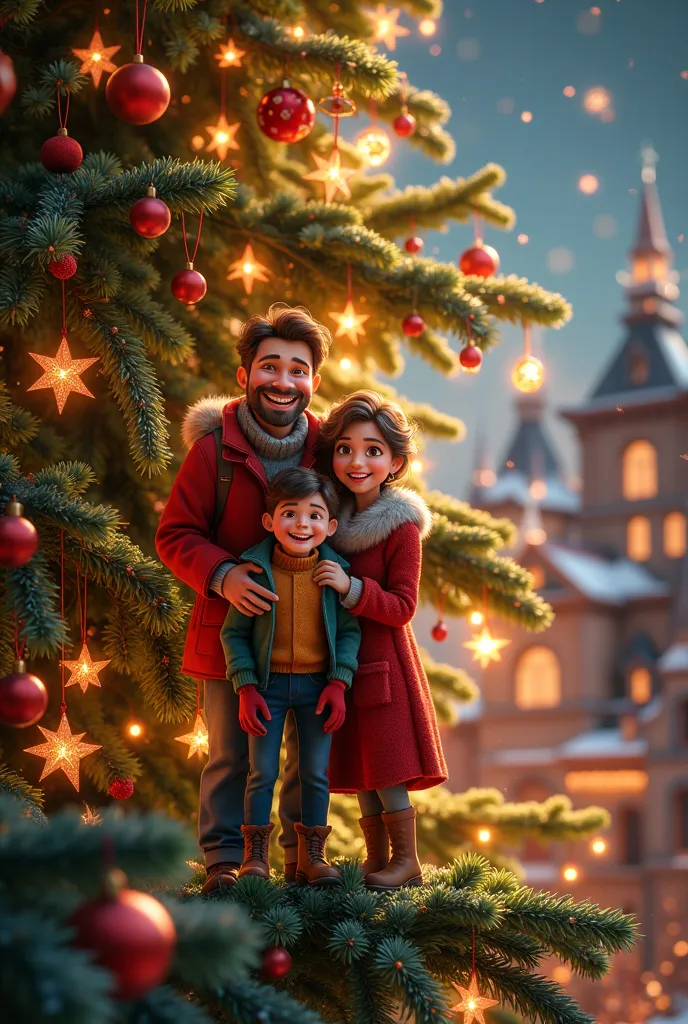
[237,338,320,430]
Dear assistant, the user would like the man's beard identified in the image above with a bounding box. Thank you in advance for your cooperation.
[247,383,309,428]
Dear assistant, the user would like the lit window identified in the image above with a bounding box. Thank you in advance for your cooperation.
[515,646,561,709]
[565,770,648,794]
[629,666,652,704]
[529,564,545,589]
[632,257,650,284]
[677,791,688,851]
[628,349,649,385]
[627,515,652,561]
[652,256,668,282]
[622,440,657,499]
[664,512,687,559]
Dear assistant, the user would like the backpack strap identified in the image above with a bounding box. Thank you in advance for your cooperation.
[211,424,233,537]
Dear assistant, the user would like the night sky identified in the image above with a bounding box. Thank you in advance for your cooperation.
[352,0,688,495]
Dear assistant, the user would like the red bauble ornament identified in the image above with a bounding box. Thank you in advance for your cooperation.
[40,130,83,174]
[171,264,207,305]
[261,946,292,980]
[0,660,48,728]
[130,186,171,238]
[393,112,416,138]
[0,51,17,115]
[257,82,316,143]
[109,777,135,800]
[0,498,38,568]
[402,313,425,337]
[105,56,170,125]
[70,874,176,1001]
[48,254,78,280]
[459,243,500,278]
[404,236,424,255]
[459,345,483,373]
[431,620,449,643]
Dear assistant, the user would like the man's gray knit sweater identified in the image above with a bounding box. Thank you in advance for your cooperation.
[209,399,308,595]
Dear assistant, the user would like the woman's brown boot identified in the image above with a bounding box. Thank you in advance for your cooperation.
[239,823,274,879]
[294,823,342,886]
[359,814,390,877]
[365,808,422,891]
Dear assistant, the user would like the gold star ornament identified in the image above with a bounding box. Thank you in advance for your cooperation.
[329,300,370,344]
[28,336,99,414]
[452,975,498,1024]
[25,712,102,792]
[205,114,240,161]
[367,5,410,51]
[227,243,271,295]
[72,30,121,88]
[214,37,246,68]
[175,713,209,759]
[302,148,356,203]
[62,642,111,693]
[463,627,510,669]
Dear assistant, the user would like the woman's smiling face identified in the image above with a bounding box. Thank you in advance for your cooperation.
[332,419,404,496]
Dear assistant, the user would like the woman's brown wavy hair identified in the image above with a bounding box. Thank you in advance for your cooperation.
[318,390,419,484]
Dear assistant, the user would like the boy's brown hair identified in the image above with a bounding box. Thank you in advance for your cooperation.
[237,303,332,373]
[266,467,339,519]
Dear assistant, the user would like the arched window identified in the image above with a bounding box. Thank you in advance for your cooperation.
[515,646,561,709]
[627,516,652,561]
[628,349,649,386]
[622,440,658,500]
[664,512,687,559]
[628,666,652,705]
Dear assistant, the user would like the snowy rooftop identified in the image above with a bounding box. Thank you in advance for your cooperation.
[487,727,647,767]
[478,471,581,514]
[658,641,688,674]
[543,543,670,606]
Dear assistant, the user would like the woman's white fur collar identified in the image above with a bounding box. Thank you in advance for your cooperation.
[332,486,433,554]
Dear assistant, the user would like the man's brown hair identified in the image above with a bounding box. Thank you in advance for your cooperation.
[237,303,332,373]
[266,467,339,519]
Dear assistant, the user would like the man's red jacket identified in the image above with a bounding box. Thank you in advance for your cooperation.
[155,397,320,680]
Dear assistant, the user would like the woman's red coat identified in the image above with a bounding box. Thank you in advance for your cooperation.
[328,520,447,793]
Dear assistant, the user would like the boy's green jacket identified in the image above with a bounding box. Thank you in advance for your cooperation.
[221,536,361,692]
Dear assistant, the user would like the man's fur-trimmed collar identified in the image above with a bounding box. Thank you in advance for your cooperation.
[181,396,233,450]
[332,486,433,554]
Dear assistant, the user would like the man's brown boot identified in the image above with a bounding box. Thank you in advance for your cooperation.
[359,814,389,877]
[365,808,423,891]
[239,823,274,879]
[201,862,240,895]
[294,823,342,887]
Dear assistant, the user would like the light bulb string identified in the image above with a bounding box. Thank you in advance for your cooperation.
[56,85,70,131]
[134,0,149,54]
[13,613,26,661]
[181,209,205,266]
[400,70,408,114]
[60,529,66,712]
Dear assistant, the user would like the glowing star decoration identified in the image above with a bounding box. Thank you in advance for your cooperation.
[175,713,209,759]
[24,712,101,792]
[205,114,240,160]
[227,243,271,295]
[367,5,410,50]
[72,30,120,88]
[62,643,111,693]
[28,336,99,414]
[214,37,246,68]
[302,149,355,203]
[463,626,510,669]
[451,975,498,1024]
[329,300,369,344]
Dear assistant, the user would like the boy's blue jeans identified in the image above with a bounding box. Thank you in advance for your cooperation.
[246,672,331,827]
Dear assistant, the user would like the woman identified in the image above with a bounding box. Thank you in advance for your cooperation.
[314,390,447,890]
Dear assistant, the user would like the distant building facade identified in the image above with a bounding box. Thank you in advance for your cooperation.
[450,155,688,1017]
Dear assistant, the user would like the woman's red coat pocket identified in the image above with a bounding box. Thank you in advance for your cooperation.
[353,662,391,707]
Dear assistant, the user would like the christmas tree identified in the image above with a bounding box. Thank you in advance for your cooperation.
[0,2,634,1020]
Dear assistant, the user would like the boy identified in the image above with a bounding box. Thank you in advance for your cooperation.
[221,467,360,886]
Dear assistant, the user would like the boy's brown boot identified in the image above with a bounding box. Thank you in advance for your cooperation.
[365,808,423,891]
[239,823,274,879]
[201,862,240,895]
[359,814,390,877]
[294,823,342,886]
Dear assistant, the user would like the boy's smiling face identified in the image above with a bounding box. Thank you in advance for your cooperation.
[263,491,337,558]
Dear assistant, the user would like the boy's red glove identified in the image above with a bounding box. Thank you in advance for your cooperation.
[315,679,347,733]
[238,684,271,737]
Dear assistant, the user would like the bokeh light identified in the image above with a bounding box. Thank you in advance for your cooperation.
[646,981,662,998]
[594,214,617,238]
[563,86,576,97]
[410,459,424,475]
[577,9,601,33]
[339,358,352,371]
[127,721,143,738]
[660,961,675,976]
[674,941,688,957]
[547,247,575,273]
[457,37,480,60]
[583,86,612,114]
[562,864,579,883]
[419,18,436,36]
[477,828,491,843]
[470,610,484,626]
[553,966,571,985]
[355,127,392,167]
[521,110,533,123]
[429,44,441,56]
[578,174,600,194]
[512,355,545,393]
[518,233,529,244]
[191,135,205,151]
[590,837,607,855]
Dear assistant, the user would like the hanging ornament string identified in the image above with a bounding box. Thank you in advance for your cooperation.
[60,529,66,713]
[473,211,484,245]
[472,926,476,975]
[56,83,71,133]
[220,66,227,118]
[180,209,205,266]
[523,320,532,357]
[196,680,202,718]
[134,0,149,54]
[61,280,67,338]
[76,563,88,646]
[400,71,408,114]
[13,613,26,662]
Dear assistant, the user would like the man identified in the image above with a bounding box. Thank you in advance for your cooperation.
[156,303,331,893]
